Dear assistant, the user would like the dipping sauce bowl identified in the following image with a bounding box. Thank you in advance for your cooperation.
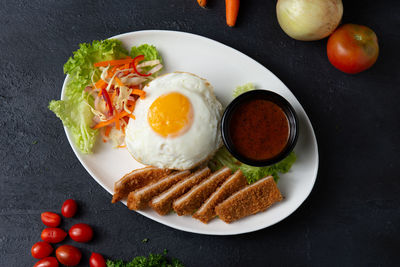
[221,90,298,167]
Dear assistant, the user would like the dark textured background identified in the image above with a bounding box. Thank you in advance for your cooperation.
[1,0,399,266]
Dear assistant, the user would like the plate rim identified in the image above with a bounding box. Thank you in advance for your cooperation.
[61,29,319,235]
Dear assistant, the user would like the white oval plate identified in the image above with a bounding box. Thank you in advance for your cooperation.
[61,30,318,235]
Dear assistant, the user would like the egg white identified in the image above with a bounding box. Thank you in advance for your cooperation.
[125,72,223,170]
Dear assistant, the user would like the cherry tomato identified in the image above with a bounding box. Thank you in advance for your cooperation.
[327,24,379,74]
[89,252,106,267]
[41,212,61,227]
[56,245,82,266]
[41,228,67,243]
[61,199,78,218]
[69,223,93,243]
[31,241,54,259]
[33,256,59,267]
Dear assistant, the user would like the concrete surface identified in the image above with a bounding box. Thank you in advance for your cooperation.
[0,0,399,266]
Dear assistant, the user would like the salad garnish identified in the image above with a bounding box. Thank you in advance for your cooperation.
[49,40,163,153]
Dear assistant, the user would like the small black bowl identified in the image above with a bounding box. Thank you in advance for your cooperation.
[221,90,299,167]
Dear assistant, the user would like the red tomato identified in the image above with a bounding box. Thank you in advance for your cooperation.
[33,256,59,267]
[41,212,61,227]
[69,223,93,243]
[31,241,54,259]
[55,245,82,266]
[41,228,67,243]
[327,24,379,74]
[89,252,106,267]
[61,199,78,218]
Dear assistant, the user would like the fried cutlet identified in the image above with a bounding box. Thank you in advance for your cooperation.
[193,169,247,223]
[112,167,172,203]
[127,170,191,210]
[173,167,231,216]
[149,167,211,216]
[215,176,282,223]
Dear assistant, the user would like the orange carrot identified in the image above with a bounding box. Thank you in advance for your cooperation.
[107,65,119,78]
[95,79,108,89]
[94,58,133,68]
[197,0,207,8]
[93,118,115,129]
[122,63,130,75]
[122,63,130,69]
[127,100,136,108]
[104,126,112,137]
[111,65,119,72]
[131,89,146,99]
[115,77,124,87]
[95,79,108,96]
[111,89,117,103]
[119,110,135,120]
[93,101,136,131]
[226,0,239,27]
[93,108,135,130]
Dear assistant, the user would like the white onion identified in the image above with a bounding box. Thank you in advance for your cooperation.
[276,0,343,41]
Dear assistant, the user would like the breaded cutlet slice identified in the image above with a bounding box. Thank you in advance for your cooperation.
[149,167,211,216]
[127,170,191,210]
[193,169,247,223]
[173,167,231,216]
[112,167,172,203]
[215,176,282,223]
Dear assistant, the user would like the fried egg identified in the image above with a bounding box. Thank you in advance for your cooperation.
[125,72,222,170]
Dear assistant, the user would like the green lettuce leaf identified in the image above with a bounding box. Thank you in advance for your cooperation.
[130,44,163,75]
[239,151,296,183]
[208,147,296,183]
[130,44,162,62]
[49,98,96,154]
[233,82,255,98]
[208,83,297,183]
[49,39,128,153]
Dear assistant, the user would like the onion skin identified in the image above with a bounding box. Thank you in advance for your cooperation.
[276,0,343,41]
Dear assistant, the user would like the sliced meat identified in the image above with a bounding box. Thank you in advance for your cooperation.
[193,169,247,223]
[149,167,211,216]
[127,170,191,210]
[112,167,172,203]
[215,176,282,223]
[173,167,231,216]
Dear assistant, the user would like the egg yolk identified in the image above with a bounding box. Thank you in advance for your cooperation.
[148,92,193,137]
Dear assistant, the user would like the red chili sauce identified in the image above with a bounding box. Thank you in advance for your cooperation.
[229,99,290,161]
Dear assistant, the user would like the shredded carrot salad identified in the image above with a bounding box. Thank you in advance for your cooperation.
[85,55,163,147]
